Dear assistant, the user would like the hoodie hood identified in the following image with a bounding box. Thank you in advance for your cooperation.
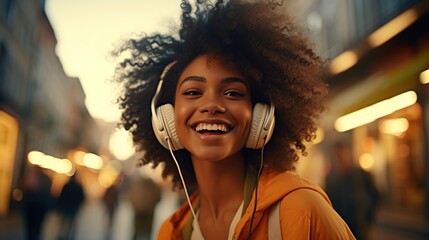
[253,168,330,211]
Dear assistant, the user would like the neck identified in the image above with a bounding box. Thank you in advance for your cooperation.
[192,153,245,219]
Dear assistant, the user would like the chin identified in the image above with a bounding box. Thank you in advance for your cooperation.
[193,150,229,161]
[190,146,244,162]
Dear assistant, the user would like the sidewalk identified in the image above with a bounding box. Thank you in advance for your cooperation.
[369,208,429,240]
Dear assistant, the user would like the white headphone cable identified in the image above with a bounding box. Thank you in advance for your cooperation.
[247,136,266,239]
[166,138,204,239]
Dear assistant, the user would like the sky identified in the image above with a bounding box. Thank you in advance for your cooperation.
[45,0,182,122]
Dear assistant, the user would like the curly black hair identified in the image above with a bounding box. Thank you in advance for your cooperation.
[113,0,328,189]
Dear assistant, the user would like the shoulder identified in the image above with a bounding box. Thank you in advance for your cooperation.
[263,170,331,202]
[280,188,332,216]
[158,219,175,239]
[261,169,328,197]
[157,214,185,240]
[278,188,356,239]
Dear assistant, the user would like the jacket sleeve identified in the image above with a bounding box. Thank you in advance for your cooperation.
[279,188,356,240]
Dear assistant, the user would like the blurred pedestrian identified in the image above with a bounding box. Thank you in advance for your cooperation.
[325,141,380,240]
[21,164,54,240]
[56,173,85,240]
[128,177,161,240]
[102,178,120,229]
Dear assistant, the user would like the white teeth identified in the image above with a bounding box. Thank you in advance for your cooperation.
[195,123,229,132]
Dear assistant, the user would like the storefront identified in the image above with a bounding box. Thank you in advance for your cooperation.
[313,7,429,236]
[0,110,19,216]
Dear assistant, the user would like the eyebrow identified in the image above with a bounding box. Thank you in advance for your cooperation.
[178,76,248,89]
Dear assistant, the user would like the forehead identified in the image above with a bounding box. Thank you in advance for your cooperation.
[178,54,247,84]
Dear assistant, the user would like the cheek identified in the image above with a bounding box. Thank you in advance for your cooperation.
[173,101,191,135]
[174,104,187,127]
[243,108,253,136]
[232,103,253,135]
[241,103,253,123]
[173,94,185,123]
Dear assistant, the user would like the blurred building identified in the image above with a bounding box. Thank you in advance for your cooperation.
[0,0,103,217]
[285,0,429,239]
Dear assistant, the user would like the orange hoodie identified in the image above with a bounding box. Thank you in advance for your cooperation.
[157,167,356,239]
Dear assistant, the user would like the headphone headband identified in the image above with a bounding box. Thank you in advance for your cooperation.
[151,61,178,132]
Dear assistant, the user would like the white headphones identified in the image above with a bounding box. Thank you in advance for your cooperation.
[151,61,276,151]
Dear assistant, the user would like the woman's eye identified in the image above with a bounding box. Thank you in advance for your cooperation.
[225,90,245,98]
[183,89,202,96]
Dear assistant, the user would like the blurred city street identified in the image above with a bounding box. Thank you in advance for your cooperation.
[2,0,429,239]
[0,186,180,240]
[0,195,131,240]
[1,199,429,240]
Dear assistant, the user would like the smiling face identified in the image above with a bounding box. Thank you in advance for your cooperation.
[174,54,252,162]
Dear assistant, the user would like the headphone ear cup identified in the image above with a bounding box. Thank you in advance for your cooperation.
[245,103,275,149]
[152,104,183,151]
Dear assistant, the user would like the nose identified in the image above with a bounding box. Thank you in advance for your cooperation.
[199,93,226,114]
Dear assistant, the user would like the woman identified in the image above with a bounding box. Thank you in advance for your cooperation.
[113,0,355,239]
